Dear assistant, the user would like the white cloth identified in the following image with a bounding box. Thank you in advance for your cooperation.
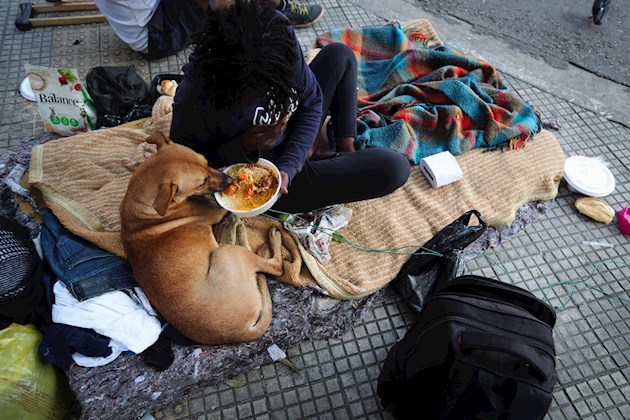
[92,0,160,53]
[52,281,161,355]
[420,151,464,188]
[284,205,353,264]
[72,340,126,368]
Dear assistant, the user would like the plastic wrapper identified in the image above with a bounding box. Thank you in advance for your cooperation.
[391,210,487,312]
[24,65,97,136]
[0,323,73,419]
[283,205,353,263]
[85,65,152,128]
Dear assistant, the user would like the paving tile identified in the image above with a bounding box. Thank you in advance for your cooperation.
[188,397,205,416]
[3,0,630,419]
[50,51,101,78]
[100,49,151,80]
[99,24,129,52]
[52,25,101,57]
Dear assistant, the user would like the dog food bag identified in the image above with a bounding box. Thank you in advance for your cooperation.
[24,64,97,136]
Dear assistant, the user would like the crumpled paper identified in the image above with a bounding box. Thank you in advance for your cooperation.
[283,205,352,263]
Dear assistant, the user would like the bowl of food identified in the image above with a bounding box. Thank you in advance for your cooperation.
[214,158,281,217]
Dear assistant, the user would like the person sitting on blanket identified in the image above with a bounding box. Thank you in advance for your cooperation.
[92,0,324,59]
[170,0,411,214]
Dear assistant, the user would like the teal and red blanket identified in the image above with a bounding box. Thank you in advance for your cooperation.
[315,21,542,163]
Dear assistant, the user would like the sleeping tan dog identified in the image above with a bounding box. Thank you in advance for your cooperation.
[120,132,284,345]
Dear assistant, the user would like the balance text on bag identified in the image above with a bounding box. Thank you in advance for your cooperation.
[25,64,96,136]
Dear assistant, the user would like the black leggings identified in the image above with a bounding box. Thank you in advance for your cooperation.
[273,43,411,214]
[309,42,358,140]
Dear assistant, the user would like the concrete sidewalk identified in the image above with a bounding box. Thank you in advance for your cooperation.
[0,0,628,419]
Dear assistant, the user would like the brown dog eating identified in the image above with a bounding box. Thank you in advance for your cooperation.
[120,132,284,345]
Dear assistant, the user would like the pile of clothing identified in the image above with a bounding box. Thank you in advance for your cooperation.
[1,210,193,374]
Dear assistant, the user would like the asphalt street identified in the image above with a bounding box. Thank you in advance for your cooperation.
[410,0,629,87]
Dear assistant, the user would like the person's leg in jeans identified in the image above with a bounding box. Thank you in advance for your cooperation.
[146,0,207,59]
[273,43,410,214]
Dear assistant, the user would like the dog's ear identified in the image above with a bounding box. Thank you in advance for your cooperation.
[153,181,178,216]
[146,131,173,150]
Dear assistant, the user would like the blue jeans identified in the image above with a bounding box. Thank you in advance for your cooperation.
[39,209,138,301]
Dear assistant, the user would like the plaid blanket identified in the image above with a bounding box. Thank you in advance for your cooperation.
[316,21,542,163]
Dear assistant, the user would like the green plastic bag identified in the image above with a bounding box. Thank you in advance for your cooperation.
[0,323,73,419]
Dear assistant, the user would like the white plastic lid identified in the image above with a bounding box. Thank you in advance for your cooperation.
[564,155,615,197]
[20,76,36,101]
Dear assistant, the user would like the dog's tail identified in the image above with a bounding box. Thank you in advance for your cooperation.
[246,273,273,336]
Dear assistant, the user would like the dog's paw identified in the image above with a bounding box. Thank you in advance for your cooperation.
[268,226,282,243]
[235,223,251,249]
[215,213,243,245]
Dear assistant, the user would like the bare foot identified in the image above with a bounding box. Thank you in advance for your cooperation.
[308,116,335,159]
[336,136,356,153]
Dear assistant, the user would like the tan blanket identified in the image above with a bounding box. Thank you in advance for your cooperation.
[309,130,564,298]
[29,96,564,301]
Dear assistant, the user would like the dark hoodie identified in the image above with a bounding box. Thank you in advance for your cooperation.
[169,11,323,183]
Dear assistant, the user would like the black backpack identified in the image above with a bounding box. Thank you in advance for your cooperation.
[377,275,558,420]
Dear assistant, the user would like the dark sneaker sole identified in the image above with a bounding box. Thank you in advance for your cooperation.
[292,8,324,28]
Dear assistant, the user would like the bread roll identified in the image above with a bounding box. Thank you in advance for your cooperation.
[574,197,615,224]
[159,79,171,92]
[159,79,178,96]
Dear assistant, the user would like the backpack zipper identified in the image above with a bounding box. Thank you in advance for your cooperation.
[408,314,555,360]
[436,293,554,330]
[453,314,554,358]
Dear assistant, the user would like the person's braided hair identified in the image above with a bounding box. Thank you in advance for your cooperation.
[191,0,301,112]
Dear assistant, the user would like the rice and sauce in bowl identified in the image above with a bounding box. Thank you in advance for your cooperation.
[214,158,281,217]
